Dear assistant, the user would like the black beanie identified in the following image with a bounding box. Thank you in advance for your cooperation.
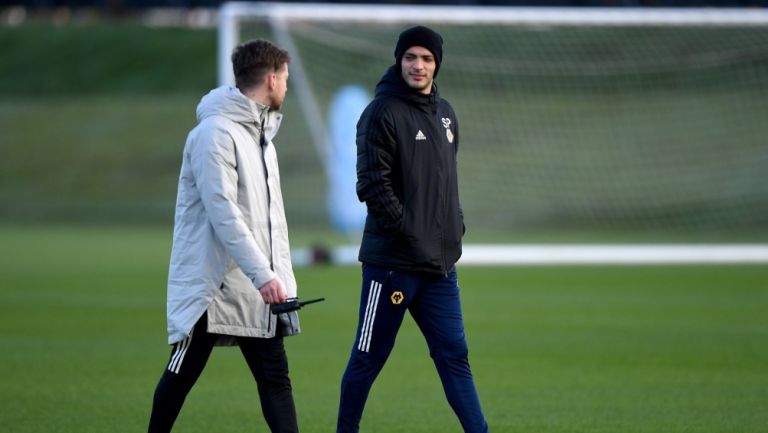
[394,25,444,78]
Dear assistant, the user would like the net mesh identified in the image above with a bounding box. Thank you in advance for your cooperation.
[232,15,768,240]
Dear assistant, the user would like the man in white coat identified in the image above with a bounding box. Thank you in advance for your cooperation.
[147,39,300,433]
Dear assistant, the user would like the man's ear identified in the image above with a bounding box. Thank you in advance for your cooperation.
[267,73,277,91]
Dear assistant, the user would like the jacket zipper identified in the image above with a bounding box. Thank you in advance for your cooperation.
[260,118,274,335]
[259,118,275,271]
[436,116,449,276]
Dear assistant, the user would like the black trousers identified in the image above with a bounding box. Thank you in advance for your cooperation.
[147,313,298,433]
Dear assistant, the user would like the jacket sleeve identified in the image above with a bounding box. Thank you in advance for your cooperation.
[355,105,404,238]
[189,123,277,289]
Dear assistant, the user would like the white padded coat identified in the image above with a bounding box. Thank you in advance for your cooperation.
[166,86,297,345]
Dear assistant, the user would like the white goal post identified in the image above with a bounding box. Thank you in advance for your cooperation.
[218,3,768,265]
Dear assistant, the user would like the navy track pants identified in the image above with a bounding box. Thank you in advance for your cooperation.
[337,264,489,433]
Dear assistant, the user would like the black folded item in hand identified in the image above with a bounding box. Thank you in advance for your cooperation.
[270,297,325,314]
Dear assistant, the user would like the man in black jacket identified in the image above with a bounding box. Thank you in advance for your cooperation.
[336,26,490,433]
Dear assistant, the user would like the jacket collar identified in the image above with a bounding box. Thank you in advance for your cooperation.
[374,65,439,112]
[196,86,283,140]
[261,110,282,142]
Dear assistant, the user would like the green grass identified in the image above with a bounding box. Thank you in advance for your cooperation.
[0,24,216,96]
[1,225,767,432]
[0,94,326,226]
[0,96,196,222]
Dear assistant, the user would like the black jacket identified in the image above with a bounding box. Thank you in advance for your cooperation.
[356,65,464,275]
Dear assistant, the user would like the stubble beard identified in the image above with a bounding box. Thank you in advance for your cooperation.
[269,94,284,111]
[405,76,432,94]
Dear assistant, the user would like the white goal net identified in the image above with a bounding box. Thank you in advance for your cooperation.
[219,3,768,263]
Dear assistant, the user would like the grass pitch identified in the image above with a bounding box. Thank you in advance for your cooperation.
[1,225,767,433]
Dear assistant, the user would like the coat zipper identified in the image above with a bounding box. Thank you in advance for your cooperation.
[260,118,274,335]
[259,118,275,271]
[436,116,449,276]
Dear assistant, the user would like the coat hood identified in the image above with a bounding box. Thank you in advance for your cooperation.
[196,86,282,141]
[375,65,439,112]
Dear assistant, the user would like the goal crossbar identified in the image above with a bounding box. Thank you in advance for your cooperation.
[221,2,768,26]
